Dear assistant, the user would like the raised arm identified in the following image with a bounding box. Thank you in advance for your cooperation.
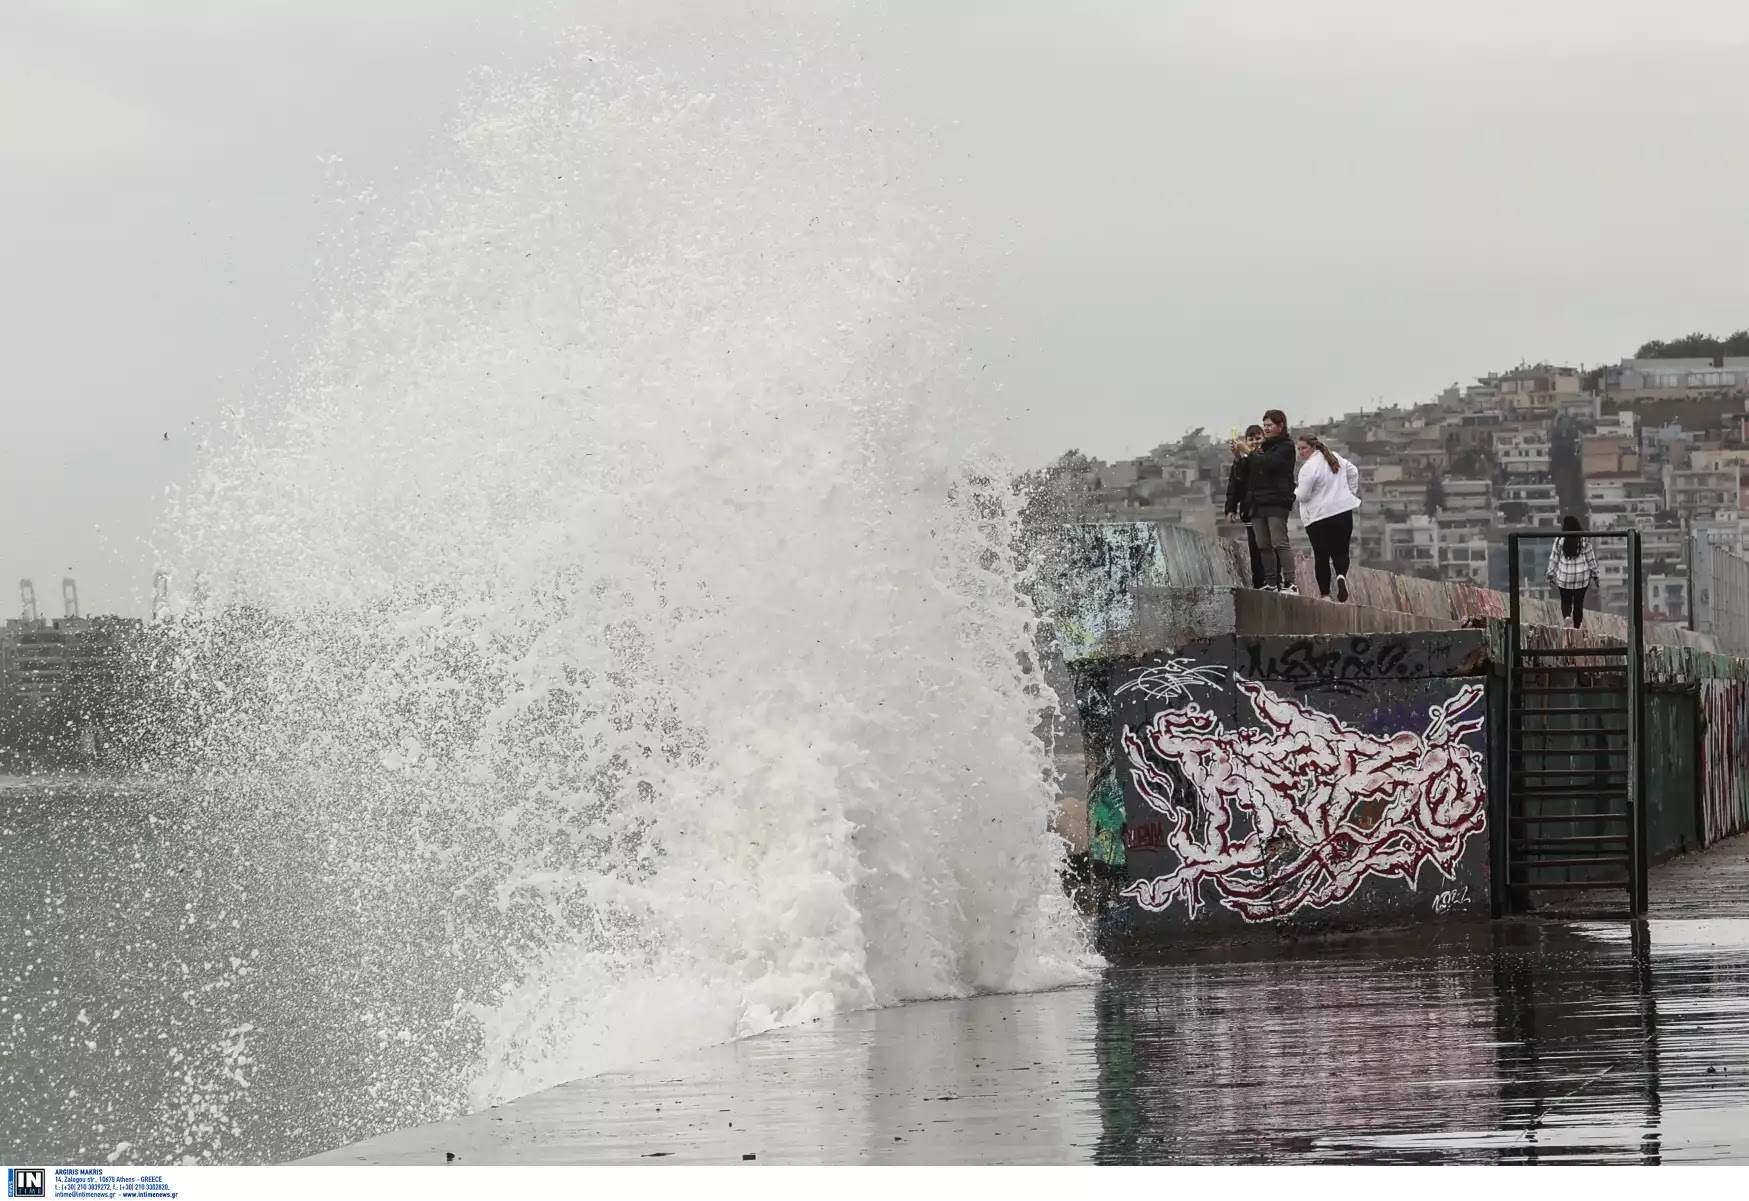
[1342,456,1361,497]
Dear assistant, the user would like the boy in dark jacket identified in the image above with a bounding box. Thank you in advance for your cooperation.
[1225,424,1266,588]
[1238,409,1298,593]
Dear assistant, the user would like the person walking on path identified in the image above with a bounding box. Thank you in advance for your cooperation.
[1239,409,1298,593]
[1225,423,1266,588]
[1295,433,1362,602]
[1546,515,1600,629]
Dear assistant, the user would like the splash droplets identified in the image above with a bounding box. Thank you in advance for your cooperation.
[146,33,1089,1153]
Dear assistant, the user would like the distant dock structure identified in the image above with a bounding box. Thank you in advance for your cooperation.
[1,577,144,710]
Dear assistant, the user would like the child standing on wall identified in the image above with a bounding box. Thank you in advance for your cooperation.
[1546,516,1600,629]
[1225,423,1266,588]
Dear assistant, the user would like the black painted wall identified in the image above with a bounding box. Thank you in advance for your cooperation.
[1097,631,1493,947]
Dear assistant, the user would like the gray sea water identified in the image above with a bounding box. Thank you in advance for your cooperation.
[11,781,1749,1165]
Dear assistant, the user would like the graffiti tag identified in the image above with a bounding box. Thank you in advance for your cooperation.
[1117,681,1487,923]
[1432,886,1470,915]
[1124,820,1167,852]
[1242,637,1417,695]
[1113,658,1228,703]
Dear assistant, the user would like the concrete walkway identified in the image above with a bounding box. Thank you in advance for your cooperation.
[302,836,1749,1166]
[1645,835,1749,919]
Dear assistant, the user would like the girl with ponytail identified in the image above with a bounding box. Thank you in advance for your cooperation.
[1295,434,1362,602]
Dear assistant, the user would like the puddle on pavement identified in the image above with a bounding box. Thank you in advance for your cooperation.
[306,916,1749,1165]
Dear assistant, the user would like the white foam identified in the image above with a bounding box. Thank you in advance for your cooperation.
[156,28,1094,1134]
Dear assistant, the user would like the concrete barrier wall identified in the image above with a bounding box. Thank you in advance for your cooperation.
[1067,523,1719,654]
[1230,588,1459,636]
[1154,524,1249,588]
[1647,689,1703,860]
[1049,524,1749,931]
[1095,632,1493,948]
[1047,523,1173,665]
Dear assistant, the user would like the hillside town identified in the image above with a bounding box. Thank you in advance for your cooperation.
[1047,337,1749,632]
[9,336,1749,772]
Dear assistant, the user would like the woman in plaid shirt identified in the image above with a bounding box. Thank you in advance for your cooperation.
[1545,515,1600,628]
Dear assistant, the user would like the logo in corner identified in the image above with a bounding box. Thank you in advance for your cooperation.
[8,1169,46,1199]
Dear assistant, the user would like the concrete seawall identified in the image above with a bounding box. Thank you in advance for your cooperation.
[1046,522,1749,952]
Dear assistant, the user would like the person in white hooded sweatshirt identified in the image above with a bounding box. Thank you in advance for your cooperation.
[1294,434,1362,602]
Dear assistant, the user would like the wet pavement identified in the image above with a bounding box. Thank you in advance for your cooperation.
[306,838,1749,1165]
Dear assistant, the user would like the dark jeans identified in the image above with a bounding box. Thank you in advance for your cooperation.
[1305,510,1354,599]
[1244,523,1265,588]
[1560,586,1588,629]
[1251,509,1294,587]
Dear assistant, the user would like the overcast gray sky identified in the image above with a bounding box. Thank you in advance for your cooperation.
[5,0,1748,616]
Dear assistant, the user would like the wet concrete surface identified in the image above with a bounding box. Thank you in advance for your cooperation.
[306,838,1749,1165]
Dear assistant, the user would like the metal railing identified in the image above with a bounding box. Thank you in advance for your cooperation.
[1690,535,1749,656]
[1506,528,1647,916]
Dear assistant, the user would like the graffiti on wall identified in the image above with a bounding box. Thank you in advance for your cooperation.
[1061,656,1132,871]
[1701,678,1749,844]
[1044,523,1168,664]
[1240,637,1422,695]
[1117,678,1488,922]
[1114,658,1228,702]
[1088,765,1126,867]
[1432,886,1470,915]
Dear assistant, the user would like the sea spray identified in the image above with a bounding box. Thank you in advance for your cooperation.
[154,33,1092,1149]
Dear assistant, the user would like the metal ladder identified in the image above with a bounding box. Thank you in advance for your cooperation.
[1505,530,1647,916]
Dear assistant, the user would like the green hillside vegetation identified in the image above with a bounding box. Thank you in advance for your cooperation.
[1635,331,1749,359]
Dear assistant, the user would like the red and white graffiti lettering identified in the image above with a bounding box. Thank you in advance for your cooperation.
[1118,679,1487,922]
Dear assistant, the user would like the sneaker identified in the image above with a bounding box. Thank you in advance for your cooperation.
[1281,583,1299,596]
[1335,574,1350,603]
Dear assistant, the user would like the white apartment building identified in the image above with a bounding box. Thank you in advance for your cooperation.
[1694,512,1749,556]
[1690,447,1749,474]
[1617,356,1749,392]
[1438,523,1493,586]
[1437,511,1493,540]
[1557,393,1603,422]
[1464,376,1502,408]
[1665,464,1742,521]
[1359,462,1406,489]
[1448,410,1505,452]
[1499,479,1562,527]
[1595,540,1633,614]
[1641,424,1694,472]
[1439,477,1494,516]
[1597,410,1637,440]
[1352,511,1389,564]
[1376,478,1431,518]
[1383,515,1440,570]
[1646,574,1690,622]
[1400,437,1450,476]
[1495,429,1553,476]
[1377,516,1492,586]
[1586,474,1663,527]
[1499,366,1583,416]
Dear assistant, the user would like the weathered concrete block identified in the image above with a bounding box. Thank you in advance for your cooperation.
[1127,586,1240,650]
[1232,588,1459,636]
[1237,631,1490,689]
